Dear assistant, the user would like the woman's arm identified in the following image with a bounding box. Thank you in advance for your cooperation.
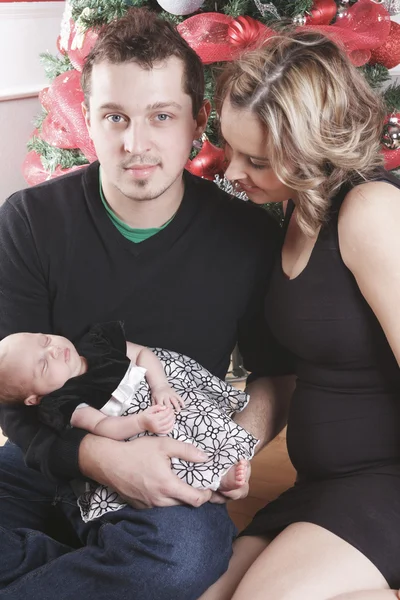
[339,180,400,365]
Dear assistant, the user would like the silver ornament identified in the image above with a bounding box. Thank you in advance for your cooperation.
[253,0,281,19]
[293,13,307,25]
[382,118,400,150]
[156,0,204,15]
[213,175,249,201]
[336,5,349,18]
[382,0,400,15]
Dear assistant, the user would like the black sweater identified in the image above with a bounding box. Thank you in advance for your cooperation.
[0,162,284,481]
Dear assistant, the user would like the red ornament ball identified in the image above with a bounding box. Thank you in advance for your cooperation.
[228,15,267,49]
[370,21,400,69]
[187,139,226,180]
[305,0,337,25]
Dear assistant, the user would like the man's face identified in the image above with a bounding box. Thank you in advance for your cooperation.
[83,56,206,206]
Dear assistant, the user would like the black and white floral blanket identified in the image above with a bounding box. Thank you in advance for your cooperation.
[77,348,259,522]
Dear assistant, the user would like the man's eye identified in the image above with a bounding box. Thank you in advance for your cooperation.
[155,114,170,122]
[107,115,124,124]
[42,360,47,374]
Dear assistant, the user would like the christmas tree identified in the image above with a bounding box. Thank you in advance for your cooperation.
[23,0,400,191]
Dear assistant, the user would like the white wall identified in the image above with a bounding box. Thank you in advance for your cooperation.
[0,1,65,200]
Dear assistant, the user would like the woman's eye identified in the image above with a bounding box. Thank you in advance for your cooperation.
[250,160,269,170]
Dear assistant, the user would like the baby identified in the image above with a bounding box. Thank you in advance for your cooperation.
[0,323,256,521]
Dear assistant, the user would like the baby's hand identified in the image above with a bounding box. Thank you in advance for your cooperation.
[140,405,175,435]
[152,384,185,412]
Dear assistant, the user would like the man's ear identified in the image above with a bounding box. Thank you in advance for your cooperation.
[194,100,211,139]
[81,102,91,134]
[24,394,42,406]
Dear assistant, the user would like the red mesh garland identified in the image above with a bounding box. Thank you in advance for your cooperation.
[68,25,98,72]
[177,13,274,63]
[22,150,86,187]
[308,0,391,66]
[370,21,400,69]
[40,69,97,162]
[178,1,390,67]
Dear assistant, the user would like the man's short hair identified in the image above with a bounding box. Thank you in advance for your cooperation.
[82,7,205,117]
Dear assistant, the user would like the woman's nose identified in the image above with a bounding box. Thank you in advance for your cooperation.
[224,157,246,182]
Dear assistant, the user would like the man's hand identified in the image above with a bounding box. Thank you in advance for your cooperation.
[78,434,212,508]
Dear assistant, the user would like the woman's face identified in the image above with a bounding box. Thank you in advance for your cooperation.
[220,98,295,205]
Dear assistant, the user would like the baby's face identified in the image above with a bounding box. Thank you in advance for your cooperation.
[2,332,84,398]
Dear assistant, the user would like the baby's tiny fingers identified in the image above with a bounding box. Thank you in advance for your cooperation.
[169,397,182,412]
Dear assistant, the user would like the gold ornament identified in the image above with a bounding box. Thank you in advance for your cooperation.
[382,117,400,150]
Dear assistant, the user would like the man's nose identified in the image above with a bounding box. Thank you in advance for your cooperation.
[123,122,151,155]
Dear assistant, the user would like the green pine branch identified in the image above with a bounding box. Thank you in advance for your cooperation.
[269,0,313,19]
[359,64,391,90]
[27,136,89,174]
[383,83,400,114]
[33,109,48,131]
[158,10,184,25]
[40,52,74,82]
[70,0,133,29]
[223,0,252,18]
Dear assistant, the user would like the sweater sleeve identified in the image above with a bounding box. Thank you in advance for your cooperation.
[237,214,295,381]
[0,198,87,481]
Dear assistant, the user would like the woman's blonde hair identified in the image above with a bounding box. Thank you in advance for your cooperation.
[216,30,386,235]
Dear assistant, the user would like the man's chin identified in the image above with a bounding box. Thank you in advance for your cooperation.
[121,182,171,202]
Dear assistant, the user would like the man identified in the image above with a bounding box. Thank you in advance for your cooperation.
[0,8,290,600]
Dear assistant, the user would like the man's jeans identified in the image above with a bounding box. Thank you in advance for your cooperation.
[0,442,236,599]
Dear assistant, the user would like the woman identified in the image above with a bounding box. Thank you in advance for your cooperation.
[201,30,400,600]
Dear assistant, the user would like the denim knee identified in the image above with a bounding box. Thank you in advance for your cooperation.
[97,502,236,600]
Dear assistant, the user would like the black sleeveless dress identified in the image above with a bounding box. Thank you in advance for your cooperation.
[242,171,400,587]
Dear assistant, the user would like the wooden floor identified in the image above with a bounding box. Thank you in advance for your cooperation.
[227,429,295,531]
